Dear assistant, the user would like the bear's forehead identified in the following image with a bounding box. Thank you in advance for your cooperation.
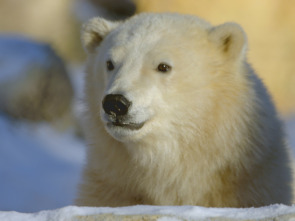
[124,13,211,31]
[108,13,211,52]
[104,13,211,56]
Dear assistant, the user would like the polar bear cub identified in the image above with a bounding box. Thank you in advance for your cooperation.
[76,13,293,207]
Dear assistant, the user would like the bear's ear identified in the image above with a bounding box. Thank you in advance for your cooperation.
[208,23,247,60]
[81,17,120,53]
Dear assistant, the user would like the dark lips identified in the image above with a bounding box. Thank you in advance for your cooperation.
[108,121,145,130]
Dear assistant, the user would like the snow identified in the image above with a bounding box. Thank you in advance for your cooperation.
[1,204,295,221]
[0,115,85,212]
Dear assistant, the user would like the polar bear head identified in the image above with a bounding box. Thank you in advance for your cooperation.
[82,13,247,143]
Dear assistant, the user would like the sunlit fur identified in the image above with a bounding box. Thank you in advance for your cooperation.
[76,13,293,207]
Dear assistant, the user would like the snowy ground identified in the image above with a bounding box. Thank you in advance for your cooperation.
[1,204,295,221]
[0,115,86,212]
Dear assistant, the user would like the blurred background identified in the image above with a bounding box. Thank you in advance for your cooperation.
[0,0,294,213]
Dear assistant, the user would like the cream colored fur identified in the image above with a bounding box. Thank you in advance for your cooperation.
[76,13,293,207]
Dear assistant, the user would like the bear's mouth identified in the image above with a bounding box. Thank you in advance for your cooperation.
[107,121,145,130]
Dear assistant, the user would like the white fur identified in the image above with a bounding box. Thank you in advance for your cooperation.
[76,13,293,207]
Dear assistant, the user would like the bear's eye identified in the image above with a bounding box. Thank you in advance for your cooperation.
[157,63,171,73]
[106,60,115,71]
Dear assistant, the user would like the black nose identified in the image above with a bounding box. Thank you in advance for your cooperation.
[102,94,131,117]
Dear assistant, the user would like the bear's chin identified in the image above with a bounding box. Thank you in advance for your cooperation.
[108,121,145,130]
[105,121,146,142]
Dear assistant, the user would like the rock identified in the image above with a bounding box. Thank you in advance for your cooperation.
[0,35,74,122]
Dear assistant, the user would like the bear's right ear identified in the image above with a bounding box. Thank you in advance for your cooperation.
[81,17,120,53]
[208,22,247,61]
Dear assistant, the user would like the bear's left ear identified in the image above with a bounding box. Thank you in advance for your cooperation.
[81,17,120,53]
[208,23,247,60]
